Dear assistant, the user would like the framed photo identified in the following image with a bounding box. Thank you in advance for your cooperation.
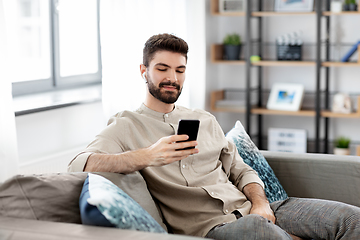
[267,83,304,111]
[268,128,307,153]
[274,0,314,12]
[219,0,245,12]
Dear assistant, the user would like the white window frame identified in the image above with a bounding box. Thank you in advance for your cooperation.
[12,0,102,97]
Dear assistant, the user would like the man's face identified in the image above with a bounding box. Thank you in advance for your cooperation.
[146,51,186,104]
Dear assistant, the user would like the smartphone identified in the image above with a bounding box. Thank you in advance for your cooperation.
[176,119,200,151]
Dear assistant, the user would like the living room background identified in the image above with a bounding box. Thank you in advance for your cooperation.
[1,0,359,179]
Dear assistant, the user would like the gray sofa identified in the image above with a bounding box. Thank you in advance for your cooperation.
[1,151,360,240]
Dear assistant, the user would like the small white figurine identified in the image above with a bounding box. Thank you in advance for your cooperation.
[332,93,352,114]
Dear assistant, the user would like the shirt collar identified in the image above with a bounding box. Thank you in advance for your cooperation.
[137,103,177,120]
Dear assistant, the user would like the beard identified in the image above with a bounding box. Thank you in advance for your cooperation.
[147,77,182,104]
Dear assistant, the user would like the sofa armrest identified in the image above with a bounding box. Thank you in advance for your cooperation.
[0,216,202,240]
[261,151,360,207]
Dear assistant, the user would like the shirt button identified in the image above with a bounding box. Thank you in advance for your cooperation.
[211,192,214,195]
[164,114,168,118]
[225,209,229,213]
[182,164,186,169]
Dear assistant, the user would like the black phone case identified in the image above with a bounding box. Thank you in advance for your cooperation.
[176,119,200,150]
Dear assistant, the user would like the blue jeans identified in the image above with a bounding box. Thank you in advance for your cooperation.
[206,197,360,240]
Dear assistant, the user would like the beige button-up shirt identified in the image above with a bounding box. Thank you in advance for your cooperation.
[68,104,264,237]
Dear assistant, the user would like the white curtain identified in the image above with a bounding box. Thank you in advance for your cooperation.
[100,0,206,119]
[0,0,19,183]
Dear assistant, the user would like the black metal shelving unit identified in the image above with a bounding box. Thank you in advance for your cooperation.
[211,0,360,154]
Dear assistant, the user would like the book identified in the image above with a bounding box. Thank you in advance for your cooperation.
[341,40,360,62]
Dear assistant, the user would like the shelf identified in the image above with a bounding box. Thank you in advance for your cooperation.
[211,44,245,65]
[322,96,360,118]
[211,91,360,119]
[252,61,315,67]
[322,111,360,118]
[322,62,360,67]
[251,108,316,117]
[212,11,246,17]
[210,90,246,113]
[210,0,245,16]
[252,11,315,17]
[323,11,360,16]
[322,45,360,67]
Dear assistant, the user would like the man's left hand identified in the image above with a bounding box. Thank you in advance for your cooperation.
[243,183,276,224]
[250,201,276,224]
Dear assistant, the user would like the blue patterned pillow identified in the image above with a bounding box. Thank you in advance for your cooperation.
[226,121,288,203]
[79,173,166,233]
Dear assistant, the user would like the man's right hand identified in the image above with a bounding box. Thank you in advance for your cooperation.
[84,135,198,174]
[145,135,199,167]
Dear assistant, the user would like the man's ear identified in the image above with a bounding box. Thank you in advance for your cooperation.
[142,72,147,82]
[140,64,147,83]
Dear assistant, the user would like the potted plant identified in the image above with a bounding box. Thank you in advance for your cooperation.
[223,33,242,60]
[343,0,358,11]
[333,136,351,155]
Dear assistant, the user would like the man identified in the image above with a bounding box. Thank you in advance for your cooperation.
[69,33,360,240]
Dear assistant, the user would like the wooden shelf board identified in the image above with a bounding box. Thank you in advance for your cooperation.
[322,96,360,118]
[251,108,316,117]
[212,12,246,16]
[252,61,315,67]
[212,60,246,65]
[322,62,360,67]
[252,11,315,17]
[321,111,360,118]
[212,91,360,119]
[211,106,246,113]
[323,11,360,16]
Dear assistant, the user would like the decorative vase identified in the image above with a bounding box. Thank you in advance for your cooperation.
[223,45,241,60]
[333,147,350,155]
[349,3,358,11]
[343,4,357,11]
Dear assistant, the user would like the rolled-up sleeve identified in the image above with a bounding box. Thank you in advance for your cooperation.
[221,139,264,191]
[67,152,93,172]
[67,116,125,172]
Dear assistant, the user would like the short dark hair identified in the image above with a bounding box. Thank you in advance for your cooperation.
[143,33,188,67]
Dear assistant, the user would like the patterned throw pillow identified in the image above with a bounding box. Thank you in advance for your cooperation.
[226,121,288,203]
[79,173,167,233]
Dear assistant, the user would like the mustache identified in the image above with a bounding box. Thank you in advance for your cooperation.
[159,81,180,90]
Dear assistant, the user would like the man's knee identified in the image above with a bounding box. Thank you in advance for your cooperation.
[240,214,291,239]
[206,215,292,240]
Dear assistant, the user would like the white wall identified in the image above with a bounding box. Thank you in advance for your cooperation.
[16,102,107,173]
[205,2,360,153]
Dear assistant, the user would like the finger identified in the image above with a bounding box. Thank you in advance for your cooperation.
[174,140,198,151]
[167,134,189,143]
[165,149,199,163]
[174,146,199,155]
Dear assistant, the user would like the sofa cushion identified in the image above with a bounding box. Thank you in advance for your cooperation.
[0,172,166,230]
[79,173,166,233]
[94,172,166,230]
[226,120,288,203]
[0,172,87,223]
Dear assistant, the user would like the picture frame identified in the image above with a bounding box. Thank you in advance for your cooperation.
[274,0,314,12]
[267,83,304,111]
[219,0,245,12]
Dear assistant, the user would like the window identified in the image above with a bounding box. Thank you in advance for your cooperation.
[5,0,102,97]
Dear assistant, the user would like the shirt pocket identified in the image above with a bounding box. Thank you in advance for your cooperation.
[191,147,222,174]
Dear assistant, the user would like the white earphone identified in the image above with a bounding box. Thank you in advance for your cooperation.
[142,72,147,82]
